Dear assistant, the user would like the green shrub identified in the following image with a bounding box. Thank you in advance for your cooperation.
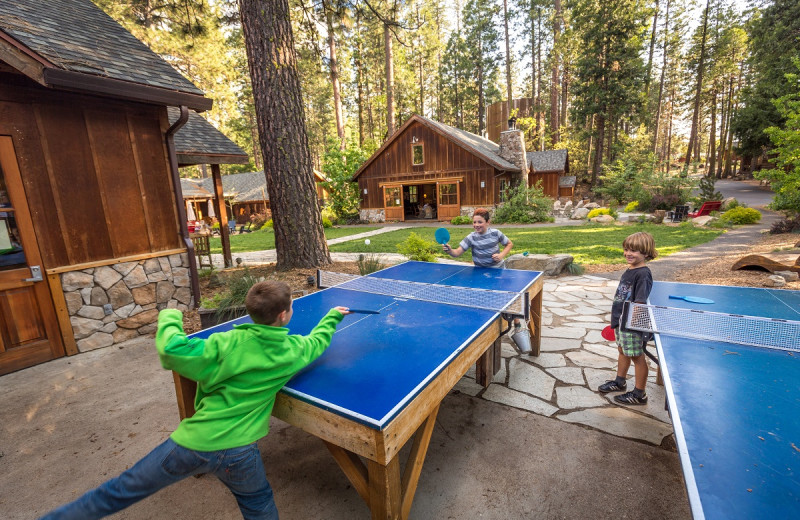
[586,207,618,219]
[262,219,274,230]
[201,268,263,321]
[322,217,333,228]
[624,201,639,212]
[450,215,472,225]
[720,207,762,225]
[211,221,220,229]
[724,198,741,211]
[493,182,554,223]
[357,253,384,274]
[396,232,439,262]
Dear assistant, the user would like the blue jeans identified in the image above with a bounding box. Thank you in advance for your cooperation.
[40,438,279,520]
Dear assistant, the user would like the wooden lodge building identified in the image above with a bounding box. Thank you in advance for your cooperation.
[0,0,223,374]
[353,114,570,222]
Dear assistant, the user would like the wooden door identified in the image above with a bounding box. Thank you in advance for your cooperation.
[0,137,65,375]
[436,181,461,221]
[383,185,404,221]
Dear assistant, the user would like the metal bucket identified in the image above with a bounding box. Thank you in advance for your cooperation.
[511,324,532,354]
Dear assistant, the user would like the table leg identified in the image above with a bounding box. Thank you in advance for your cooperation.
[529,287,543,356]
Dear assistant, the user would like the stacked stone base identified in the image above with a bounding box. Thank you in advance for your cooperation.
[61,252,193,352]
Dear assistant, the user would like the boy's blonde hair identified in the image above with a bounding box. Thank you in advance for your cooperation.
[245,280,292,325]
[623,232,658,260]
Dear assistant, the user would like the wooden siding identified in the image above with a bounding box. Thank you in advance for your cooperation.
[0,74,181,270]
[358,121,505,209]
[529,171,560,198]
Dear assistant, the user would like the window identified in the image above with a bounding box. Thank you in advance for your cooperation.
[408,185,418,203]
[412,144,424,165]
[384,186,402,207]
[438,183,458,205]
[0,166,26,270]
[498,179,510,202]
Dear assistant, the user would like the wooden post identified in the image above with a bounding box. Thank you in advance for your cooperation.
[211,164,232,268]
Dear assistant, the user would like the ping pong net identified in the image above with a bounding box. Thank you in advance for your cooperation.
[624,302,800,352]
[318,270,530,319]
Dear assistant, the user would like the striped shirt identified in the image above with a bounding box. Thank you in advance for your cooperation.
[459,228,509,268]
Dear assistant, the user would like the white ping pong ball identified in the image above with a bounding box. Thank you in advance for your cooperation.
[365,239,371,245]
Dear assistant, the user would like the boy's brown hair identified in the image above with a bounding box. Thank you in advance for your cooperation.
[245,280,292,325]
[623,231,658,260]
[473,207,491,221]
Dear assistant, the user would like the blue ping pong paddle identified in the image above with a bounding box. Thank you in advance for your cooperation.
[347,308,380,314]
[434,228,450,245]
[669,295,715,304]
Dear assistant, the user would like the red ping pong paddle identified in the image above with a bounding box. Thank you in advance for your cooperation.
[601,325,615,342]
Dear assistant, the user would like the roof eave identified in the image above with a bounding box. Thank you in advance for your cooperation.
[43,67,212,111]
[177,153,250,166]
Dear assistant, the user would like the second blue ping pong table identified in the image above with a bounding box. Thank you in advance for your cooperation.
[173,261,543,519]
[643,281,800,520]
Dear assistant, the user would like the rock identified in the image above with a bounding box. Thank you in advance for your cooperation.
[590,215,615,223]
[553,200,562,211]
[77,305,106,320]
[575,200,585,209]
[507,253,574,276]
[70,316,104,339]
[112,261,139,276]
[584,202,600,210]
[116,308,159,329]
[143,258,161,274]
[108,280,134,308]
[692,215,714,226]
[123,265,149,288]
[156,281,176,303]
[774,270,799,282]
[90,286,109,306]
[113,327,141,343]
[765,275,787,287]
[61,271,94,292]
[64,291,83,315]
[132,284,156,305]
[571,208,590,220]
[94,266,123,290]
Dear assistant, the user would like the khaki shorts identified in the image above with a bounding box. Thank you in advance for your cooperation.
[616,328,646,357]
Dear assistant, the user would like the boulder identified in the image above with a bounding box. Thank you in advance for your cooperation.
[507,253,574,276]
[584,202,600,210]
[94,266,123,290]
[765,275,787,287]
[691,215,714,226]
[571,208,590,220]
[773,271,798,282]
[590,215,615,223]
[61,271,94,292]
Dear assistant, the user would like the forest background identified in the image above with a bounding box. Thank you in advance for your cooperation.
[92,0,799,213]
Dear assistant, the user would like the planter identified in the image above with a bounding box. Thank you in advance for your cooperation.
[198,305,248,329]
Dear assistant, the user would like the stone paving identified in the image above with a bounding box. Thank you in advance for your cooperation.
[454,274,674,447]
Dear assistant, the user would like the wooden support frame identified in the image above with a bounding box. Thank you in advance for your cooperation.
[171,278,544,519]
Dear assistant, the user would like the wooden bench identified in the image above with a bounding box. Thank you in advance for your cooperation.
[688,200,722,218]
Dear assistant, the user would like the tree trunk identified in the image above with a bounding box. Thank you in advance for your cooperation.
[591,113,605,185]
[550,0,562,145]
[652,0,670,158]
[504,0,513,115]
[684,0,710,169]
[537,8,544,150]
[238,0,331,269]
[708,87,717,177]
[645,0,660,96]
[326,8,345,150]
[355,20,365,147]
[384,23,395,138]
[478,39,486,135]
[561,67,568,132]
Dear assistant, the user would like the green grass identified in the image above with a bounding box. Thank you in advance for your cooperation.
[329,223,724,265]
[209,226,380,254]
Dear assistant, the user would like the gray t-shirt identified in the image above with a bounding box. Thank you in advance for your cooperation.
[459,228,510,268]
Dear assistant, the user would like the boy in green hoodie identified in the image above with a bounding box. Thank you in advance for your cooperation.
[41,280,349,520]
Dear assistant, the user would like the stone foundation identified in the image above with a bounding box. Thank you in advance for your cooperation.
[359,208,385,223]
[61,252,193,352]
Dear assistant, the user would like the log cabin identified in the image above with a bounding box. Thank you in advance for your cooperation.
[352,114,569,222]
[0,0,214,374]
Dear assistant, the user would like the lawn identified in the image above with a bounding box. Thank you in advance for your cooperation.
[209,226,380,254]
[328,223,724,265]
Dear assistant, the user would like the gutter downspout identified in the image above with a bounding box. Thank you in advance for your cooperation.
[165,105,201,308]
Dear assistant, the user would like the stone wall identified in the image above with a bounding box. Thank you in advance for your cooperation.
[61,252,193,352]
[359,208,385,223]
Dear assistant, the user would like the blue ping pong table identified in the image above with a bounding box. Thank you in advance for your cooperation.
[173,261,543,519]
[648,281,800,519]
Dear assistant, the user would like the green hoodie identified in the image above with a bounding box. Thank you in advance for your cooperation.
[156,307,344,451]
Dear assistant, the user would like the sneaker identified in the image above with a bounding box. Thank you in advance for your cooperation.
[598,380,627,393]
[614,390,648,405]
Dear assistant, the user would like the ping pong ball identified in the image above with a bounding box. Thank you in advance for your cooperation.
[365,239,371,245]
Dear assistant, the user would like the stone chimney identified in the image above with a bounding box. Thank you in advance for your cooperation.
[498,128,528,185]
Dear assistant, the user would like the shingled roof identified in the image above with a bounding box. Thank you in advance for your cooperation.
[169,107,248,166]
[0,0,210,110]
[526,149,569,173]
[352,114,518,180]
